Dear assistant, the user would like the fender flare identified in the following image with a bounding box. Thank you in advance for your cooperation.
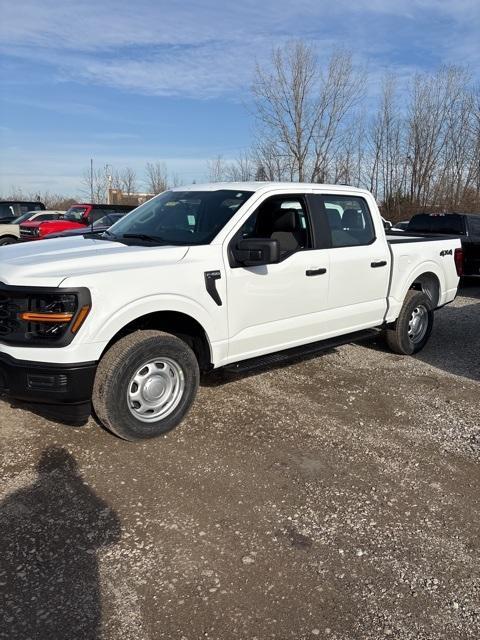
[88,293,218,352]
[395,260,445,309]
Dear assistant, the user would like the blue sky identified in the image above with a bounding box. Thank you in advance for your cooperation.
[1,0,479,196]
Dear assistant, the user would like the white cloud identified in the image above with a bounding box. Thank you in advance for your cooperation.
[1,0,478,99]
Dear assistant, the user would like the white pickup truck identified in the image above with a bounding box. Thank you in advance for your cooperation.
[0,183,462,441]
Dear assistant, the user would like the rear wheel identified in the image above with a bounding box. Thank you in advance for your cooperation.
[385,290,434,355]
[0,236,18,246]
[93,330,199,441]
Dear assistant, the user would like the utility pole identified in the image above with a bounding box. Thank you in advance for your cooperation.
[105,164,112,204]
[90,158,94,203]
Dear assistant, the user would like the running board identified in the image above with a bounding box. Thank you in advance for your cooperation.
[223,329,380,374]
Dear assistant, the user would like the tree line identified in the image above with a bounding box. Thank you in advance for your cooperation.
[208,43,480,221]
[79,162,181,203]
[1,162,181,210]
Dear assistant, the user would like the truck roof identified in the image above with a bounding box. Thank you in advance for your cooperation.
[170,182,366,194]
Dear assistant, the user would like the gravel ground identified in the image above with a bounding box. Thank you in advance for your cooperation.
[1,281,479,640]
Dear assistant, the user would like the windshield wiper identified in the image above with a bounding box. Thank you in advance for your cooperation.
[121,233,164,243]
[83,229,116,241]
[119,233,195,246]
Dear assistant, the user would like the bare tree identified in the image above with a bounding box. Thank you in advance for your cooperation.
[252,42,319,182]
[145,162,169,194]
[252,44,364,183]
[252,139,293,181]
[81,165,110,203]
[368,75,406,217]
[224,151,256,181]
[113,167,137,195]
[406,67,468,209]
[310,50,365,183]
[206,155,227,182]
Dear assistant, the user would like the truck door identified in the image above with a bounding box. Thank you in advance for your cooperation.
[224,193,331,362]
[311,193,390,332]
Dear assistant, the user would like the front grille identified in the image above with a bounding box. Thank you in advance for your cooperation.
[20,227,36,237]
[0,293,22,337]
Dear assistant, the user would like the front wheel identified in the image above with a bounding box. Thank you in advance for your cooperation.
[93,330,200,441]
[0,236,18,246]
[385,290,434,355]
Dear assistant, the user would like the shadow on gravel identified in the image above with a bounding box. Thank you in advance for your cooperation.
[6,399,90,427]
[460,277,480,299]
[414,297,480,382]
[364,287,480,382]
[0,447,121,640]
[201,347,336,387]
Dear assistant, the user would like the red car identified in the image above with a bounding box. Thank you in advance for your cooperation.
[20,203,136,240]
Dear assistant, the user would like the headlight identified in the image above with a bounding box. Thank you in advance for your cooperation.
[0,284,91,347]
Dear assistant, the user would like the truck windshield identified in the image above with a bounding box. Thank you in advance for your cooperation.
[108,190,254,245]
[64,206,87,221]
[12,212,36,224]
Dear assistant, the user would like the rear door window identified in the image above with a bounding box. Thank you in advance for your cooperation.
[321,196,375,247]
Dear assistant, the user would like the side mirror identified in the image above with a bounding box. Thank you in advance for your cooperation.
[233,238,280,267]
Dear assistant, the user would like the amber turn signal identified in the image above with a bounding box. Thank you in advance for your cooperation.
[20,312,74,323]
[71,305,91,333]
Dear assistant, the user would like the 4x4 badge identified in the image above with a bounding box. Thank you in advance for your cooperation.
[440,249,453,257]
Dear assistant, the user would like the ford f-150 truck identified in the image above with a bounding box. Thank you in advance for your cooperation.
[0,183,462,441]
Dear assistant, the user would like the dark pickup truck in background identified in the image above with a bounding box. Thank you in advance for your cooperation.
[407,213,480,276]
[0,200,46,224]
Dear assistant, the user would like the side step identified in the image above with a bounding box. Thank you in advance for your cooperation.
[223,329,380,374]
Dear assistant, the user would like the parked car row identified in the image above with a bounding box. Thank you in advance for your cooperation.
[0,209,64,245]
[0,201,135,245]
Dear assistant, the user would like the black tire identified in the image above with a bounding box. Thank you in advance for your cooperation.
[385,290,434,355]
[0,236,18,246]
[92,330,199,441]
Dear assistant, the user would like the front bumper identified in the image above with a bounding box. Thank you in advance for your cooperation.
[0,352,96,419]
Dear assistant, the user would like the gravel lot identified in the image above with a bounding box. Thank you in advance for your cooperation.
[1,281,479,640]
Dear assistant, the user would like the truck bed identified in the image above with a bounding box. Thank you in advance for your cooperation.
[385,231,461,322]
[386,230,460,244]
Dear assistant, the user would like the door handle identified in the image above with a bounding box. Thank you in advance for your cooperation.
[371,261,387,268]
[306,268,327,276]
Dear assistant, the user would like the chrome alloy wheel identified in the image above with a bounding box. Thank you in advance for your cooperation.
[408,305,429,344]
[127,358,185,422]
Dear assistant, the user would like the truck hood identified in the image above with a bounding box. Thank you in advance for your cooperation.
[0,236,190,287]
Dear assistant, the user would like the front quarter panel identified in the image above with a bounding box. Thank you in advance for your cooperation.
[61,244,229,365]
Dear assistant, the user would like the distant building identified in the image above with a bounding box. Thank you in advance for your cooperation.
[108,189,155,206]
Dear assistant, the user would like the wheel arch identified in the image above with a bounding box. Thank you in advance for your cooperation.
[409,271,441,308]
[0,235,19,244]
[99,310,214,372]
